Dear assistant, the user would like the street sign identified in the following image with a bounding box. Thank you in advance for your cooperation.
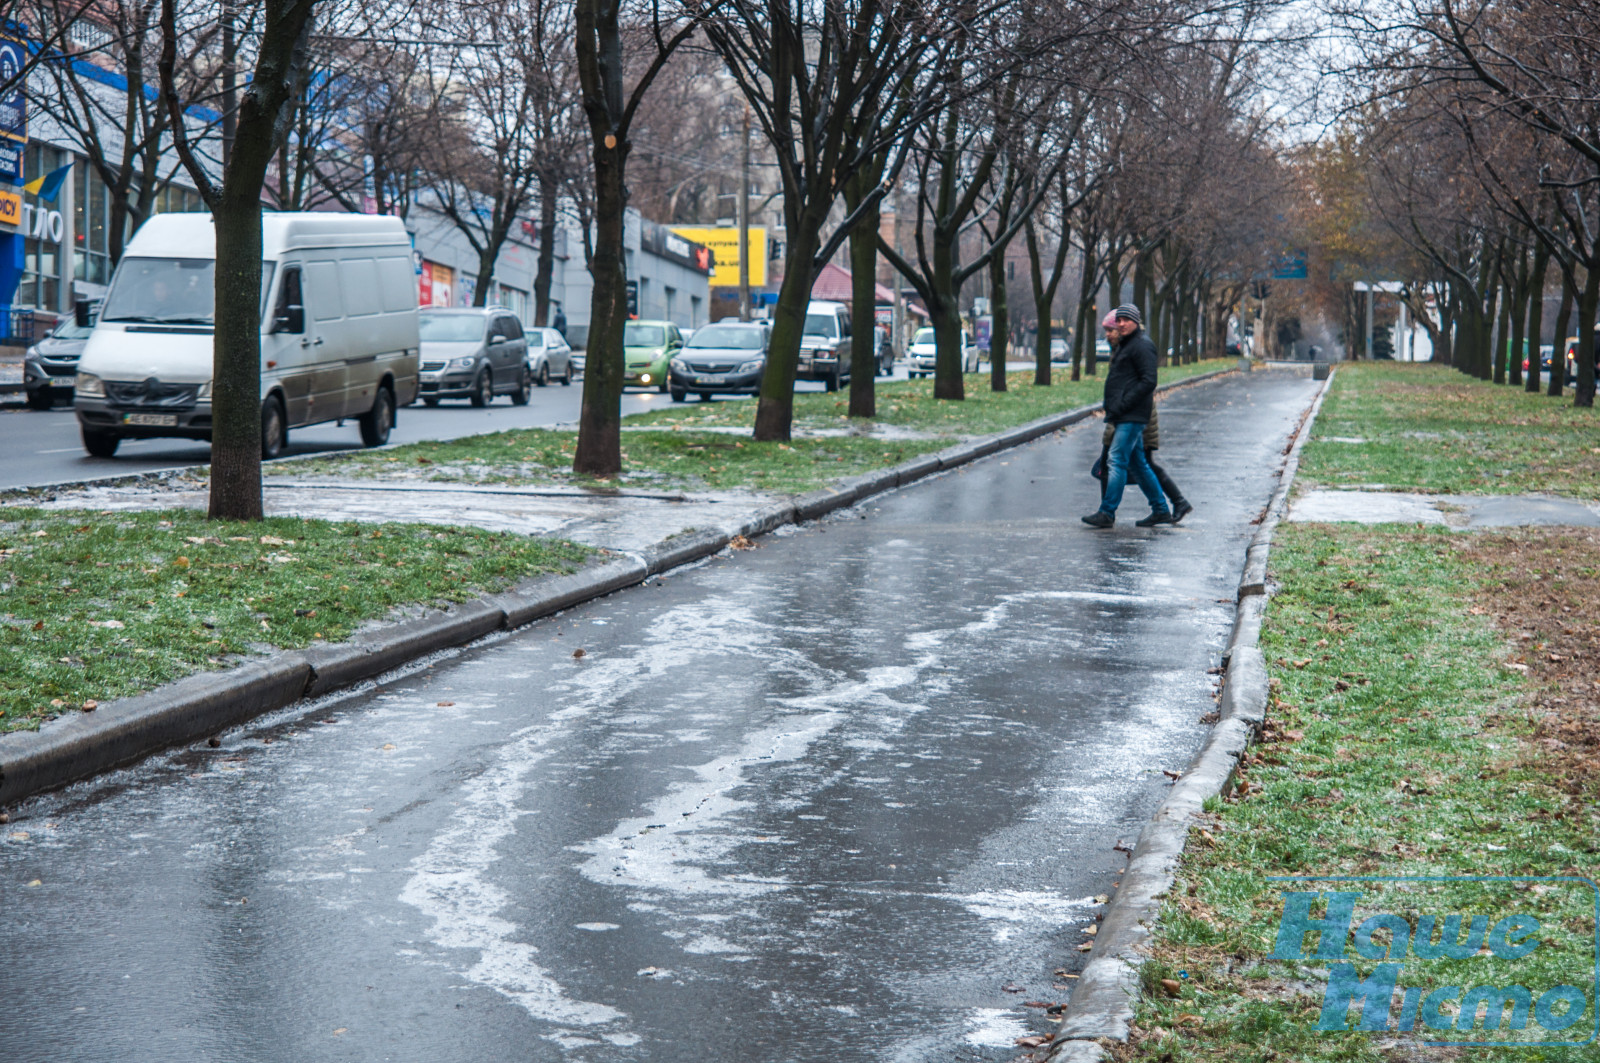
[1271,252,1308,280]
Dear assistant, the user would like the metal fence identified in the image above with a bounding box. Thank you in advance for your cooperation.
[0,309,56,346]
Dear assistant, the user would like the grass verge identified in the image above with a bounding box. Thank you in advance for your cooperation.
[274,361,1232,493]
[1301,363,1600,498]
[1118,524,1599,1062]
[0,508,590,733]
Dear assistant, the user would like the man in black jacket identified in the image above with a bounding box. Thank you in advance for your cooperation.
[1082,304,1171,528]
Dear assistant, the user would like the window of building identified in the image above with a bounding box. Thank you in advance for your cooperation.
[664,285,676,322]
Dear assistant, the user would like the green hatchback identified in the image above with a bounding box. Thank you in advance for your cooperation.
[624,320,684,392]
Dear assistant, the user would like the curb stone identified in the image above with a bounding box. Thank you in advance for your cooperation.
[1046,368,1334,1063]
[0,366,1234,809]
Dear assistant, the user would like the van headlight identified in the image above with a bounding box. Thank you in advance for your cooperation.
[75,372,105,397]
[198,380,213,399]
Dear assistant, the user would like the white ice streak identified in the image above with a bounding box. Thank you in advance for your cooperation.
[962,1008,1036,1048]
[398,595,767,1030]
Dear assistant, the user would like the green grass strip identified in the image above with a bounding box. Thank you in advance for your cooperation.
[274,361,1231,493]
[1127,524,1596,1062]
[1301,363,1600,498]
[0,509,590,732]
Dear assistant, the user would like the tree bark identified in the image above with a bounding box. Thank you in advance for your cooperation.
[988,245,1008,392]
[533,170,559,326]
[755,218,823,441]
[1525,244,1549,393]
[1575,264,1597,408]
[845,172,880,418]
[572,137,627,475]
[1549,271,1573,398]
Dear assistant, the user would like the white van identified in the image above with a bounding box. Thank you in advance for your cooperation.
[74,212,420,458]
[796,299,852,391]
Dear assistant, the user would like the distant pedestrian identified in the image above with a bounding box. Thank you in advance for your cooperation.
[1082,304,1171,529]
[552,305,568,339]
[1091,313,1193,522]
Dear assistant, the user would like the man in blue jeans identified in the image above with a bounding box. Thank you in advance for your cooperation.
[1082,304,1171,529]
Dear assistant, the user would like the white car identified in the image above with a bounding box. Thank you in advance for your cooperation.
[526,327,574,386]
[905,326,978,378]
[1049,338,1068,364]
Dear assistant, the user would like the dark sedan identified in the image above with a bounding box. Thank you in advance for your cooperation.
[669,322,769,401]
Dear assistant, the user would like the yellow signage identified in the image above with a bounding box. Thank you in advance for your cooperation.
[671,226,767,288]
[0,189,19,227]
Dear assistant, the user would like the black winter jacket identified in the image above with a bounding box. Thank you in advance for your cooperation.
[1102,330,1157,424]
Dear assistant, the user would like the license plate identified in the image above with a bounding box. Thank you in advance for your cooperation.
[123,413,178,427]
[697,374,724,384]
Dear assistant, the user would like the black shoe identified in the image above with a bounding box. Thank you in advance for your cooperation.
[1135,510,1174,527]
[1172,499,1193,523]
[1081,511,1114,528]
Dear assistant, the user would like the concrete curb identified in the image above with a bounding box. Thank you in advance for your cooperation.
[0,366,1235,809]
[1046,368,1334,1063]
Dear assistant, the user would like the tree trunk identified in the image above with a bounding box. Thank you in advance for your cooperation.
[209,186,266,521]
[1507,252,1527,388]
[1549,272,1573,398]
[988,246,1008,392]
[1493,276,1510,385]
[1525,244,1549,393]
[1575,263,1597,408]
[930,227,965,401]
[533,170,559,326]
[1025,217,1051,387]
[572,140,628,475]
[754,220,824,441]
[846,175,880,418]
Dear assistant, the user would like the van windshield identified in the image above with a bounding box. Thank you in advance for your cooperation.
[419,313,488,343]
[101,257,274,325]
[803,314,837,338]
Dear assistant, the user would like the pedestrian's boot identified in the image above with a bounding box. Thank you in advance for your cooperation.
[1135,509,1174,527]
[1081,511,1114,528]
[1171,498,1194,523]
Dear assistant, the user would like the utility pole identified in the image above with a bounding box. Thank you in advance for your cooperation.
[738,103,751,322]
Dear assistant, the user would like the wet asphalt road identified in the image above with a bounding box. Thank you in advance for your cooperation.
[0,370,1316,1063]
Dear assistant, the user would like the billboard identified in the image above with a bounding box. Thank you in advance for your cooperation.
[0,33,24,147]
[671,226,767,288]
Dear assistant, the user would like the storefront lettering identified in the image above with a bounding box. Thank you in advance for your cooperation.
[21,202,65,243]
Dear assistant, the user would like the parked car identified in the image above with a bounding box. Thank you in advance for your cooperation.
[797,300,853,391]
[1094,339,1112,362]
[1048,337,1068,364]
[622,319,683,392]
[74,212,418,459]
[905,326,978,377]
[527,326,573,386]
[417,307,530,407]
[24,317,92,410]
[669,321,768,401]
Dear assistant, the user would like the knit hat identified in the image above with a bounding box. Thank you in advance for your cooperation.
[1100,310,1119,330]
[1113,304,1143,327]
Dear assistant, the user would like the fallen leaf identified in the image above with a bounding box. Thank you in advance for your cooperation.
[728,535,756,550]
[380,743,396,752]
[1162,769,1181,780]
[1504,662,1529,673]
[1160,978,1182,997]
[332,1028,347,1036]
[436,701,455,707]
[258,536,295,546]
[1197,829,1218,846]
[1014,1035,1050,1048]
[1292,658,1311,669]
[1083,925,1098,936]
[1177,1013,1203,1027]
[26,879,42,887]
[1076,942,1094,952]
[82,700,97,712]
[573,648,587,658]
[32,620,43,631]
[1001,982,1026,993]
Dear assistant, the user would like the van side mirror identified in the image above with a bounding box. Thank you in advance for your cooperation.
[74,298,94,328]
[273,304,304,334]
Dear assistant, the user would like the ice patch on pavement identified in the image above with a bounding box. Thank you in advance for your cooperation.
[575,922,620,932]
[952,890,1097,941]
[962,1008,1035,1048]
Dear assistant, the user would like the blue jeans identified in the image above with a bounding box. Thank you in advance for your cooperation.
[1099,420,1168,517]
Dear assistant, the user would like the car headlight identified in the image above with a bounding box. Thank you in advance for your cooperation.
[24,345,40,362]
[198,380,213,399]
[670,358,687,372]
[448,355,477,369]
[738,359,764,373]
[75,372,105,397]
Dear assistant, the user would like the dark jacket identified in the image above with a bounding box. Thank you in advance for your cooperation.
[1102,329,1157,424]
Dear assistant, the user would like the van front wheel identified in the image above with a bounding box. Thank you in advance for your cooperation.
[359,386,395,447]
[261,397,287,459]
[82,427,120,458]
